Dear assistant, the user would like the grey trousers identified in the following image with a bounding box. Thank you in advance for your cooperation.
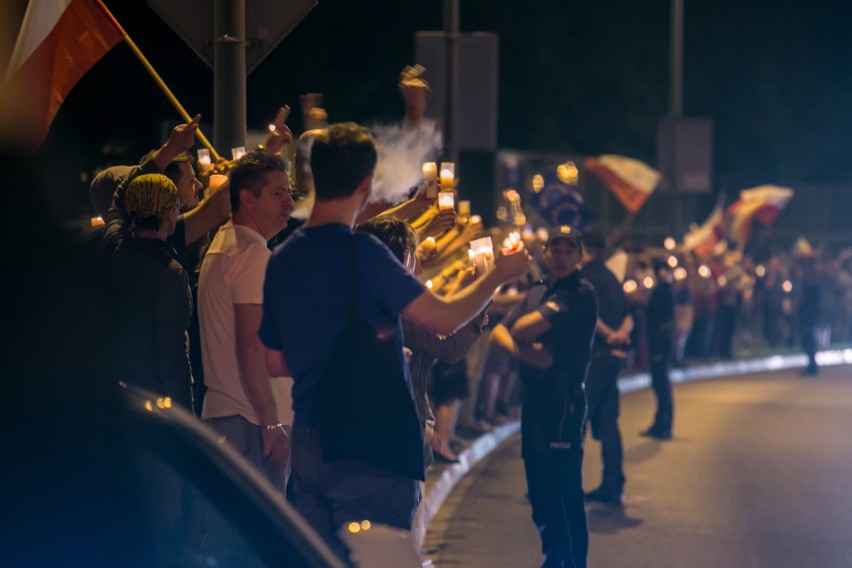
[205,415,290,494]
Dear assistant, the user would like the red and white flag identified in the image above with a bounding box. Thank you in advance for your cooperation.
[682,199,724,256]
[722,185,794,249]
[4,0,124,148]
[585,155,661,213]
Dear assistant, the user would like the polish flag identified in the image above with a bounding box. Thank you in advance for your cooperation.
[5,0,124,148]
[585,155,661,213]
[722,185,794,249]
[682,200,724,256]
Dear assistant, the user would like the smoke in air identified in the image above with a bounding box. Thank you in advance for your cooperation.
[369,120,442,204]
[289,120,442,219]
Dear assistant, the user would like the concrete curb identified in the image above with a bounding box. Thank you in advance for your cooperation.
[416,347,852,550]
[412,421,520,550]
[617,348,852,393]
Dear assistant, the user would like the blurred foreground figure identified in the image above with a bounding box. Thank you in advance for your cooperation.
[1,148,154,567]
[491,226,597,568]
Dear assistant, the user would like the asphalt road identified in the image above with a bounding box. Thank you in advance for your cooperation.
[424,365,852,568]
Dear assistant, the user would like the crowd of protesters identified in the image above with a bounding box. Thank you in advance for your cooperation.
[76,64,846,568]
[615,243,848,374]
[80,66,538,563]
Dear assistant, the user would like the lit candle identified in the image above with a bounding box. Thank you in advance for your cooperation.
[438,191,455,211]
[90,216,104,227]
[420,236,437,256]
[209,174,228,191]
[502,231,522,254]
[197,148,212,172]
[423,162,439,199]
[440,162,455,187]
[469,214,482,225]
[422,162,437,181]
[458,200,471,217]
[231,146,246,160]
[469,236,494,274]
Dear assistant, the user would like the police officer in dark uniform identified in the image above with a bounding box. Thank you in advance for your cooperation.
[491,226,597,568]
[580,228,632,506]
[642,258,676,438]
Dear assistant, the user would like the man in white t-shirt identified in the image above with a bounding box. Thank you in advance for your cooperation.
[198,150,294,491]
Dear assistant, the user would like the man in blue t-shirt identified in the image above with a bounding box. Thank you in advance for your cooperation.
[259,122,529,548]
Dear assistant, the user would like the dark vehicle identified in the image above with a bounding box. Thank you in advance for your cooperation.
[122,384,422,567]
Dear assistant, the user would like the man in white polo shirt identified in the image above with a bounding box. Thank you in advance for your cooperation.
[198,150,294,491]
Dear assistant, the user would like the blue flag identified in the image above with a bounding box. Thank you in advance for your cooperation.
[530,172,593,230]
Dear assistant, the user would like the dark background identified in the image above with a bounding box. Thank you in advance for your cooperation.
[6,0,852,223]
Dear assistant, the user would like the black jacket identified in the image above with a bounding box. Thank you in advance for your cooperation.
[501,270,598,458]
[108,238,193,409]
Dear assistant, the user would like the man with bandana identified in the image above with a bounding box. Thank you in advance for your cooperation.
[107,173,193,409]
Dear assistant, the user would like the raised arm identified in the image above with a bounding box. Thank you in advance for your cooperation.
[262,105,294,156]
[104,115,202,251]
[403,245,529,336]
[376,180,438,223]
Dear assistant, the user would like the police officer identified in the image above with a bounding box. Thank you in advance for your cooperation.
[580,228,632,506]
[491,226,597,568]
[643,258,676,438]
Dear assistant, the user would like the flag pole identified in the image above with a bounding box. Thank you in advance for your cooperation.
[93,0,221,162]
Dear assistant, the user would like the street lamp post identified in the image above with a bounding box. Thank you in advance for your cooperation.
[443,0,460,163]
[669,0,684,235]
[214,0,247,153]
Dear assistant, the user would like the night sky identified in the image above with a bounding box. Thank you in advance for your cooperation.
[7,0,852,218]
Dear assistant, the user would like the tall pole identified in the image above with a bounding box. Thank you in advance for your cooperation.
[443,0,460,162]
[669,0,683,118]
[669,0,684,235]
[214,0,247,154]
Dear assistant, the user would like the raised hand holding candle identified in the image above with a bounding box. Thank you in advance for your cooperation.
[502,231,522,254]
[438,191,455,211]
[197,149,213,173]
[470,236,494,274]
